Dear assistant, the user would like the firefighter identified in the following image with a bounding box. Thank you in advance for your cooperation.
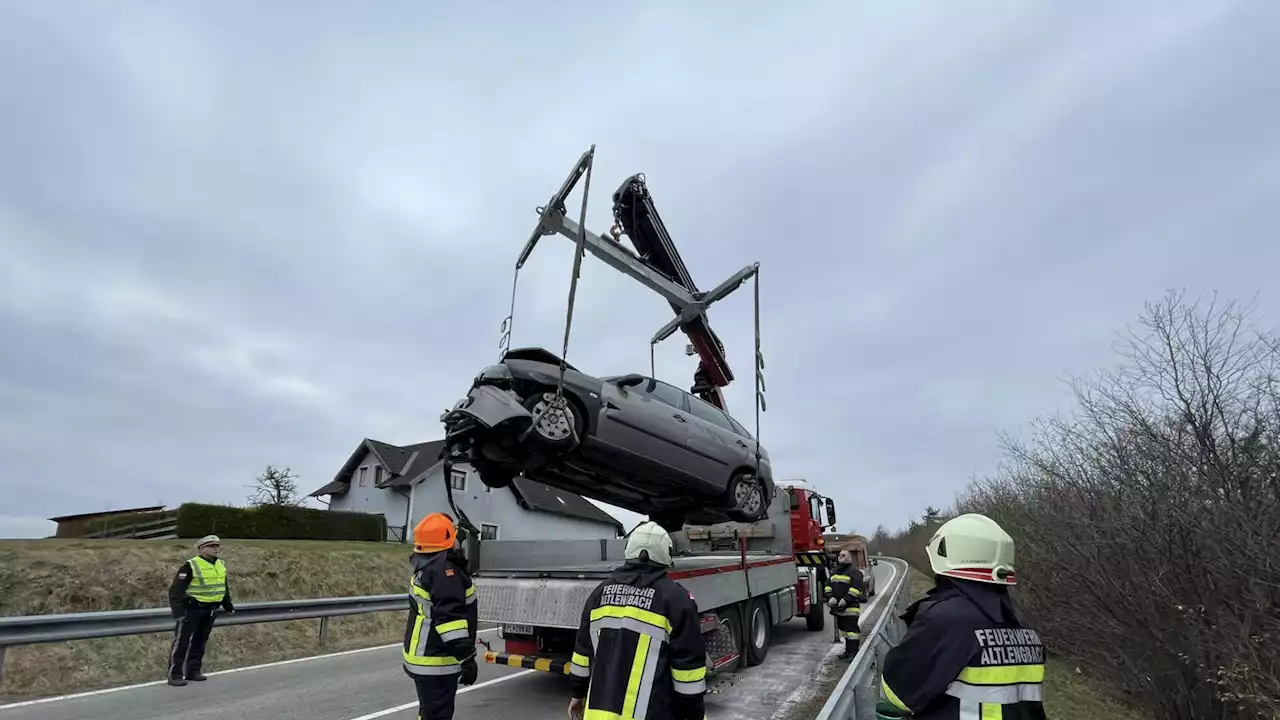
[567,521,707,720]
[825,548,864,659]
[879,514,1046,720]
[403,513,479,720]
[166,535,234,686]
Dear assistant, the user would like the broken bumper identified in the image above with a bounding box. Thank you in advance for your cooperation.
[441,384,532,431]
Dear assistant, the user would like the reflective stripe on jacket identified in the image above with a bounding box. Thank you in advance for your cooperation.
[881,577,1047,720]
[185,556,227,603]
[568,561,707,720]
[402,550,476,676]
[825,561,863,616]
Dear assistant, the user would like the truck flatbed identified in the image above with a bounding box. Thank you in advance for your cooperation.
[479,553,793,580]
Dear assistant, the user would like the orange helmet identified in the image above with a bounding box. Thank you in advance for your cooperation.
[413,513,457,553]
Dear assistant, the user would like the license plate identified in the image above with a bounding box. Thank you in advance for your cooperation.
[503,623,534,636]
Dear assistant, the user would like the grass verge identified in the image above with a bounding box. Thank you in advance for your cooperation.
[0,538,414,700]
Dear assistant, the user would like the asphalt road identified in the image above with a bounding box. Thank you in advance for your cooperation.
[0,563,900,720]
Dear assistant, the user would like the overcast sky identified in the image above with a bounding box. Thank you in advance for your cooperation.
[2,2,1277,540]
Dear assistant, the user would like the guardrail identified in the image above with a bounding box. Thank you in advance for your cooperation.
[0,594,406,684]
[85,512,179,540]
[815,556,911,720]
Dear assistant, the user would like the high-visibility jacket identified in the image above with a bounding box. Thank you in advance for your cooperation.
[881,577,1046,720]
[825,562,864,615]
[402,549,477,676]
[184,556,227,604]
[568,561,707,720]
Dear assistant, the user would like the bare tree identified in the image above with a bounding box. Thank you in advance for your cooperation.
[247,465,302,507]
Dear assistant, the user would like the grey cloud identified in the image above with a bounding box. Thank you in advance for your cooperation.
[2,2,1278,539]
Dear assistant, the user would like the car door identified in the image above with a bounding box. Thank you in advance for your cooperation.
[640,380,725,482]
[595,377,708,475]
[681,393,753,486]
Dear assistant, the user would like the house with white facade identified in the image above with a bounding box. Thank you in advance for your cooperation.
[308,438,623,542]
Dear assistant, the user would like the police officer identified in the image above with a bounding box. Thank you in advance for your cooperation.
[167,534,234,686]
[567,521,707,720]
[880,514,1046,719]
[403,513,479,720]
[825,548,865,659]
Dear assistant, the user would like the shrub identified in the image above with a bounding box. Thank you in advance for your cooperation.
[174,503,386,542]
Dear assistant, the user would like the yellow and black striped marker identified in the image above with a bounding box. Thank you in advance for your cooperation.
[795,552,828,566]
[482,651,571,675]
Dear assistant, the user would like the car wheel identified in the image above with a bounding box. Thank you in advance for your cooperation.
[521,391,582,450]
[726,472,767,522]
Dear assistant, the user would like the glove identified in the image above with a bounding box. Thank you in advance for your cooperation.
[827,598,839,608]
[568,696,585,720]
[458,656,479,686]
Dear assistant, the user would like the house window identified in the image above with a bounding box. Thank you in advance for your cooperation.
[450,469,467,491]
[358,467,369,487]
[374,466,383,486]
[480,523,500,540]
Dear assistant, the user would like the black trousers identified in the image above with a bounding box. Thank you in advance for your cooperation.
[835,611,861,655]
[169,604,217,679]
[412,673,459,720]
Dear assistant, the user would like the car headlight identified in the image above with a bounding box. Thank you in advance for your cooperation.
[475,364,513,385]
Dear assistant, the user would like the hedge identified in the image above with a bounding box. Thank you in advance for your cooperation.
[174,503,387,542]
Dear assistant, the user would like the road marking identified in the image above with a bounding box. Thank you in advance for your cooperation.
[0,628,499,710]
[343,669,536,720]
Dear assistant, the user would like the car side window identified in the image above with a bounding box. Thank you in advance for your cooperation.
[726,414,754,440]
[645,380,688,411]
[686,396,737,433]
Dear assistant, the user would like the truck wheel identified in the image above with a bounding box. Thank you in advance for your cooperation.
[804,598,826,631]
[711,608,743,673]
[522,391,583,450]
[745,599,771,666]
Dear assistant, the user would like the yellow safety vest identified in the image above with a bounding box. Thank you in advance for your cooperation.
[185,556,227,604]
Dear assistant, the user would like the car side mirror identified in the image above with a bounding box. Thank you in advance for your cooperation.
[872,559,879,566]
[615,374,646,388]
[824,498,837,528]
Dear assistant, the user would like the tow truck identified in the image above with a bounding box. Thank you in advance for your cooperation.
[434,147,837,681]
[472,482,840,685]
[439,145,768,537]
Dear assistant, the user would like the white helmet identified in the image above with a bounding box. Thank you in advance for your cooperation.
[925,514,1016,585]
[625,521,674,567]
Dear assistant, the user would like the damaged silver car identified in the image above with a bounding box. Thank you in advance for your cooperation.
[440,347,774,526]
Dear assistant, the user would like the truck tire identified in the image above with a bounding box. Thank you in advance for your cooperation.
[804,599,826,631]
[745,599,771,666]
[712,607,743,673]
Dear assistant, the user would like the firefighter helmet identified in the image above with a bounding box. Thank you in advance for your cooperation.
[413,513,457,553]
[625,521,674,567]
[925,513,1017,585]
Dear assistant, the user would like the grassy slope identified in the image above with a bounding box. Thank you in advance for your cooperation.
[903,568,1143,720]
[0,538,414,700]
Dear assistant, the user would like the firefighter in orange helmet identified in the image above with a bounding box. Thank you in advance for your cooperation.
[403,513,479,719]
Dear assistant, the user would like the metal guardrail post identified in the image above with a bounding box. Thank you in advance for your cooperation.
[318,616,330,648]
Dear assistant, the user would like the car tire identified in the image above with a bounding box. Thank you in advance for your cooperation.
[520,391,582,450]
[726,472,767,522]
[744,599,771,666]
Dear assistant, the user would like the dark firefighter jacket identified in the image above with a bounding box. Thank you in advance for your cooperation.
[825,561,864,615]
[168,556,235,615]
[882,576,1046,720]
[569,560,707,720]
[402,549,478,676]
